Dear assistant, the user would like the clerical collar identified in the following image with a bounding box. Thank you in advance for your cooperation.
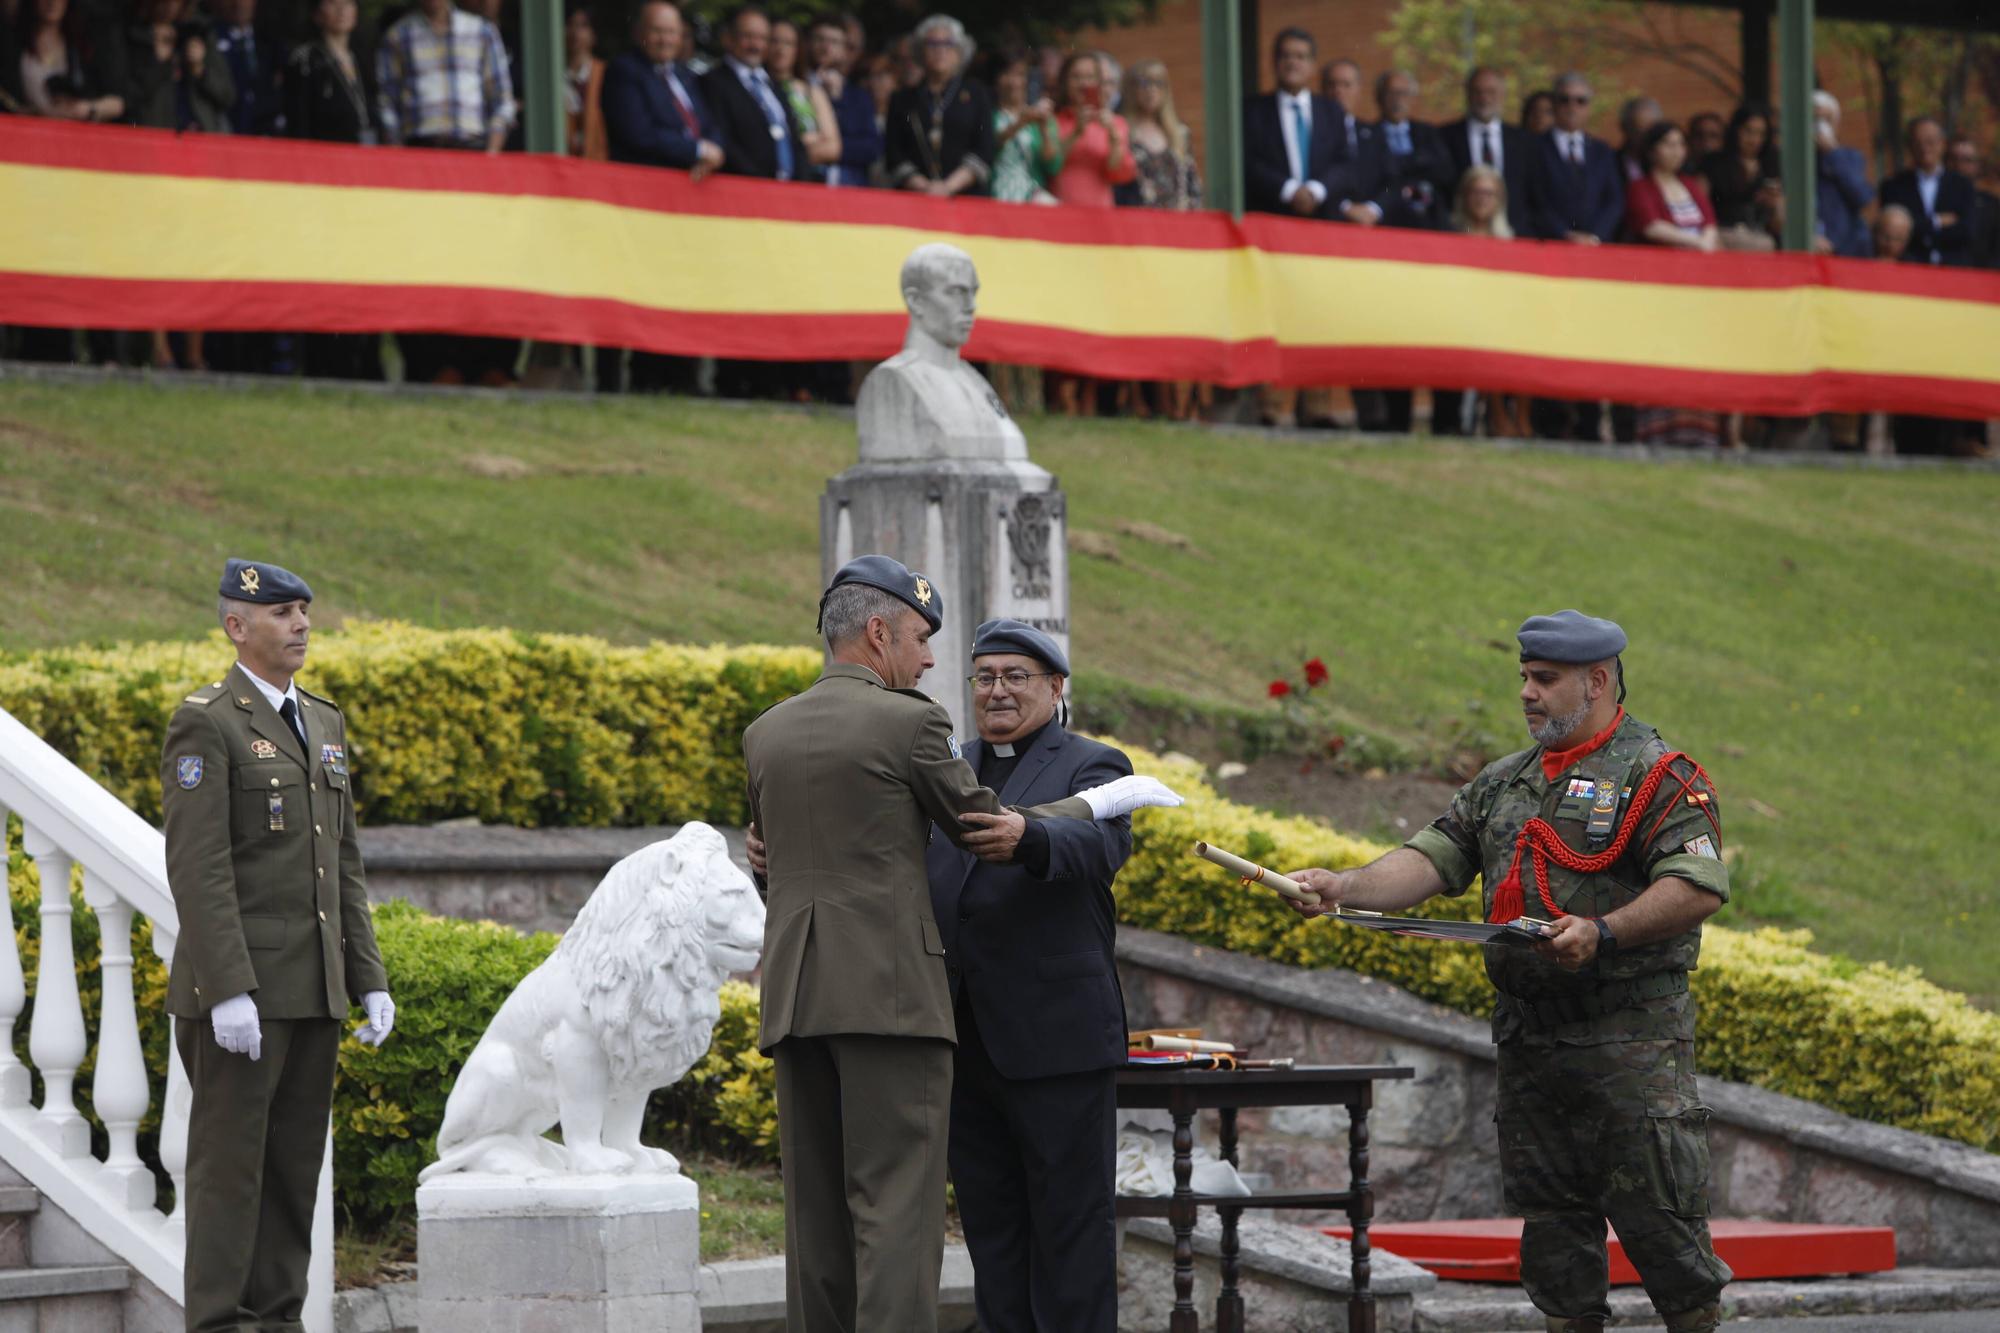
[985,717,1054,759]
[991,742,1016,757]
[1539,707,1625,782]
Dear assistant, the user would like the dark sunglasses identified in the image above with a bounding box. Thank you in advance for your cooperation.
[1557,93,1590,105]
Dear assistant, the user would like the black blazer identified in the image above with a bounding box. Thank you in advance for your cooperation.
[1371,118,1454,228]
[1530,128,1626,241]
[283,41,374,144]
[1879,169,1980,266]
[1243,90,1358,218]
[926,726,1134,1081]
[1440,116,1533,234]
[884,78,996,195]
[697,58,803,180]
[603,52,716,169]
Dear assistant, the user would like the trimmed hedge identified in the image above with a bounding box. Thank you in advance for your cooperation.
[0,623,821,828]
[4,625,1996,1216]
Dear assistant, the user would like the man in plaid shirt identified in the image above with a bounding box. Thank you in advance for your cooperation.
[377,0,516,151]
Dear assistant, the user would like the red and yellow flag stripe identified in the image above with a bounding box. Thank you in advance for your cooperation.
[5,120,1998,417]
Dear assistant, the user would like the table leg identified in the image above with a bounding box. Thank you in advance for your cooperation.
[1216,1108,1243,1333]
[1348,1090,1375,1333]
[1170,1096,1198,1332]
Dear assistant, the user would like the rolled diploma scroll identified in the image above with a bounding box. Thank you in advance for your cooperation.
[1138,1035,1237,1054]
[1192,842,1320,905]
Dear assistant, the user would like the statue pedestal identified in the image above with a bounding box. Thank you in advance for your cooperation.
[823,458,1069,737]
[417,1172,702,1332]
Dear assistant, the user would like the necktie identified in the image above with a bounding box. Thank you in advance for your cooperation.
[1569,134,1584,167]
[279,696,307,754]
[663,67,698,136]
[1388,122,1409,157]
[754,70,793,179]
[1291,97,1311,172]
[1484,125,1497,168]
[1345,114,1357,154]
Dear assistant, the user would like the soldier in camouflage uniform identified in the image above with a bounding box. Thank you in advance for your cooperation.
[1288,611,1731,1333]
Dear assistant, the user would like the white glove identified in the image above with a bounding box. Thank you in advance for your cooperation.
[354,990,396,1047]
[1076,775,1184,821]
[210,992,261,1061]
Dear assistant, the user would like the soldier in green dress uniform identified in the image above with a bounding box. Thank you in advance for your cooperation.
[742,555,1179,1333]
[1285,610,1732,1333]
[160,559,394,1333]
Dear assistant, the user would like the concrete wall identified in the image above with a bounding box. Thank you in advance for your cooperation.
[1115,927,2000,1266]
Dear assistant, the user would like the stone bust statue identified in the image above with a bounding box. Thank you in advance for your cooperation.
[856,242,1029,463]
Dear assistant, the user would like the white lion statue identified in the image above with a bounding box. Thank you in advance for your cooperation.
[419,822,765,1180]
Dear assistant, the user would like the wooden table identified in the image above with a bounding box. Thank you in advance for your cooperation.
[1115,1064,1415,1333]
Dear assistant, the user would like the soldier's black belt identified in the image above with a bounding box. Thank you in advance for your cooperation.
[1510,970,1689,1031]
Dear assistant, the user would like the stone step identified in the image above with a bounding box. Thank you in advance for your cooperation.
[0,1263,131,1301]
[0,1188,39,1217]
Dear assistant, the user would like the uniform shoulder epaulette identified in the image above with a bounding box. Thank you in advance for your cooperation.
[180,680,229,706]
[297,685,341,712]
[888,687,943,707]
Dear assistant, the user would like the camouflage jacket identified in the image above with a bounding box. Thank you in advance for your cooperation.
[1405,712,1728,1046]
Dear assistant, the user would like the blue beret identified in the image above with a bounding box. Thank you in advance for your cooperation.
[1518,609,1627,664]
[970,618,1069,675]
[820,554,942,632]
[220,558,313,605]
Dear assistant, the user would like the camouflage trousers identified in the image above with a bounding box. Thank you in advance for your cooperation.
[1497,1037,1732,1327]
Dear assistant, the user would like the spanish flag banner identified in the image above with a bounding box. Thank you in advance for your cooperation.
[5,120,1998,419]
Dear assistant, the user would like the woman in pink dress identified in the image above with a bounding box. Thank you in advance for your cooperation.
[1039,52,1135,413]
[1039,51,1135,209]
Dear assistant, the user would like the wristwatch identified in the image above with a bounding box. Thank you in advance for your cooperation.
[1592,917,1618,956]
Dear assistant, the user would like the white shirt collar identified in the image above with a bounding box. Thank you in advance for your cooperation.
[727,55,764,85]
[238,662,298,716]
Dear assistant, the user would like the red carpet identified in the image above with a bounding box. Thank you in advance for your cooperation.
[1321,1218,1895,1283]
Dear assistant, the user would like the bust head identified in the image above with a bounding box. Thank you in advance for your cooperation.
[900,243,979,351]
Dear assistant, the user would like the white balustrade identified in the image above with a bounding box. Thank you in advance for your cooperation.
[84,871,155,1210]
[153,925,190,1238]
[0,804,31,1107]
[21,827,89,1159]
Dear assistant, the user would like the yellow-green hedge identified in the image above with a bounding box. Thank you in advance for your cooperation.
[5,628,1996,1154]
[0,623,821,828]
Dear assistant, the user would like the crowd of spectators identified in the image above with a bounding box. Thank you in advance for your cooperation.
[3,1,1996,453]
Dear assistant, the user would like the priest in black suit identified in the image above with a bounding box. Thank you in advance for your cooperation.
[926,620,1137,1333]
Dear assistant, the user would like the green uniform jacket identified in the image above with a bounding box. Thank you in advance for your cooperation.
[742,663,1092,1053]
[1405,711,1729,1045]
[160,663,388,1020]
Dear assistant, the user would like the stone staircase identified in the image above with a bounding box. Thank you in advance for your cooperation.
[0,1173,162,1331]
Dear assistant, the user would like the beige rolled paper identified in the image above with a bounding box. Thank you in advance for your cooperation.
[1137,1034,1237,1054]
[1191,841,1320,905]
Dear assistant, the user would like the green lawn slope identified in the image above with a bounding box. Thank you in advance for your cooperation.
[2,376,1995,1000]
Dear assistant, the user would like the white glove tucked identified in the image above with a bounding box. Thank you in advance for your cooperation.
[210,992,261,1061]
[354,991,396,1047]
[1076,775,1184,820]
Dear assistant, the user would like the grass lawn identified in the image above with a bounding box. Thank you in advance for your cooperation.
[2,376,1995,1000]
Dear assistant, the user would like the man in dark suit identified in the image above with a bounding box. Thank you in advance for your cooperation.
[1530,72,1624,441]
[603,0,725,173]
[1441,66,1532,233]
[210,0,277,135]
[1244,27,1360,220]
[1353,67,1452,435]
[926,620,1137,1333]
[1881,117,1978,267]
[1245,28,1358,428]
[698,4,803,181]
[1434,65,1533,434]
[1947,136,1999,270]
[1321,57,1385,220]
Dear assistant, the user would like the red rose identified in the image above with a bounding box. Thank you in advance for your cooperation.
[1303,657,1329,687]
[1268,679,1292,698]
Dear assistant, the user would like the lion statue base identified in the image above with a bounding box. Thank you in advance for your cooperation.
[418,822,764,1181]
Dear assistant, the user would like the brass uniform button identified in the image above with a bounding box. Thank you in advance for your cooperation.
[270,777,280,787]
[317,867,325,878]
[319,910,327,922]
[315,825,323,836]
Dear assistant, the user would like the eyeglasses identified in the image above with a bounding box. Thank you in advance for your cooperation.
[969,671,1055,692]
[922,37,959,48]
[1557,93,1590,105]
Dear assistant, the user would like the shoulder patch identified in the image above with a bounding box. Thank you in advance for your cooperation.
[947,733,962,759]
[175,756,204,789]
[1683,833,1719,860]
